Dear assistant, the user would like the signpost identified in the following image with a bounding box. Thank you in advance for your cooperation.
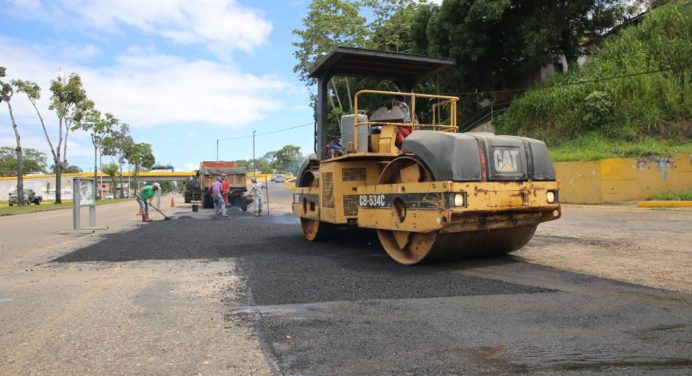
[61,177,109,234]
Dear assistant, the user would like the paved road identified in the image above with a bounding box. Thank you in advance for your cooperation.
[1,184,691,375]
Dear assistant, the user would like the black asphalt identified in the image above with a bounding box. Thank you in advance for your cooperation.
[55,210,692,375]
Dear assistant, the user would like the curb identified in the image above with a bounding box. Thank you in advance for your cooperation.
[637,201,692,208]
[282,178,296,190]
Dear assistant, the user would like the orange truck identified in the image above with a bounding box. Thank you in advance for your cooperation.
[186,161,249,211]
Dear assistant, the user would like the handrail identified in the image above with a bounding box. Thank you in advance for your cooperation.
[352,90,460,151]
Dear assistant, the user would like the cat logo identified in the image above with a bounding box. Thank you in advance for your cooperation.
[493,148,520,172]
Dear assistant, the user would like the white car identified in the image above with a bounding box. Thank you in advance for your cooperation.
[273,175,286,183]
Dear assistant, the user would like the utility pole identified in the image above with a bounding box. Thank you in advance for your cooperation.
[252,130,256,178]
[216,138,219,161]
[99,152,102,198]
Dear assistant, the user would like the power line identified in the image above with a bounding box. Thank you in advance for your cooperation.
[256,122,313,136]
[218,122,313,143]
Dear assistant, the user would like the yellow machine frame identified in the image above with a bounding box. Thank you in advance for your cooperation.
[292,90,560,233]
[293,48,560,264]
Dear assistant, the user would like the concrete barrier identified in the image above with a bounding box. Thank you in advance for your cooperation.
[555,154,692,203]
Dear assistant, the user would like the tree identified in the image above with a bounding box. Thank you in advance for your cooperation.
[73,109,118,198]
[31,73,92,203]
[0,147,47,176]
[293,0,370,84]
[414,0,637,120]
[294,0,377,143]
[272,145,303,173]
[158,180,175,194]
[102,123,132,198]
[101,161,120,197]
[364,0,421,53]
[124,142,155,188]
[52,164,81,173]
[1,67,26,204]
[252,156,273,174]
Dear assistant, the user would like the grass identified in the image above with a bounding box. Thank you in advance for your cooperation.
[650,189,692,201]
[548,132,692,162]
[0,198,132,216]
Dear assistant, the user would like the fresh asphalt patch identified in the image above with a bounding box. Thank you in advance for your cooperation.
[53,211,692,375]
[53,212,551,304]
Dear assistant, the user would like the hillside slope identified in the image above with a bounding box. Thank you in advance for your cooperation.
[495,3,692,161]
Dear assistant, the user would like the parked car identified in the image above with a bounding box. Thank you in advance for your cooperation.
[105,193,115,199]
[8,189,42,206]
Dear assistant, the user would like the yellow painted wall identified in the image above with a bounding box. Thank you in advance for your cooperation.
[555,153,692,203]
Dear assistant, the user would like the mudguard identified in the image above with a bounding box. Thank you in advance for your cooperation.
[401,131,556,182]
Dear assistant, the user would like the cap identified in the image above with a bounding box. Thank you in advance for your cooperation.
[217,176,222,181]
[153,182,161,189]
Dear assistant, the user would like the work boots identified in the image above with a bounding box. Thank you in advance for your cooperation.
[142,214,153,222]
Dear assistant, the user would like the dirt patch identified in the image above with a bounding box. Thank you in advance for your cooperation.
[516,205,692,293]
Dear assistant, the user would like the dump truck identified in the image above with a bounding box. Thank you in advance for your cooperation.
[190,161,249,211]
[292,47,561,265]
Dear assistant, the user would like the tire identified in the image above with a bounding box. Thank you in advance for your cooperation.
[203,193,213,209]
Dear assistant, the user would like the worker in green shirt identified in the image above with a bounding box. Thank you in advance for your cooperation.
[136,182,160,222]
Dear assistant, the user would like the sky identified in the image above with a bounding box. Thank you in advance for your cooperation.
[0,0,321,172]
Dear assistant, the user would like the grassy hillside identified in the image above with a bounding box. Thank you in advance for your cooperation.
[495,3,692,161]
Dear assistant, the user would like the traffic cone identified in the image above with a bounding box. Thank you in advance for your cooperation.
[137,207,142,216]
[170,197,175,208]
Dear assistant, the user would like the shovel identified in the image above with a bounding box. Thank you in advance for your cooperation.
[136,195,173,221]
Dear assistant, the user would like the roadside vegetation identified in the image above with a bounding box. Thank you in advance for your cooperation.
[547,134,692,162]
[292,1,690,162]
[293,0,645,143]
[1,68,156,206]
[650,189,692,201]
[0,198,131,216]
[496,3,692,161]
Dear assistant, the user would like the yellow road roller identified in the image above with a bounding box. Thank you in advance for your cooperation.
[292,47,561,265]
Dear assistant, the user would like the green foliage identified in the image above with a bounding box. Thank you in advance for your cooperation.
[101,161,120,194]
[102,123,132,163]
[292,0,370,84]
[49,164,81,173]
[158,180,176,193]
[496,4,692,151]
[364,0,421,53]
[11,79,41,102]
[0,198,130,216]
[548,132,692,161]
[411,0,634,121]
[0,147,47,175]
[124,142,155,176]
[294,0,635,131]
[651,189,692,201]
[102,162,119,177]
[0,66,12,103]
[273,145,304,173]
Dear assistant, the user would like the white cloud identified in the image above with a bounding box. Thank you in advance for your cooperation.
[0,36,294,128]
[0,133,92,162]
[5,0,272,55]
